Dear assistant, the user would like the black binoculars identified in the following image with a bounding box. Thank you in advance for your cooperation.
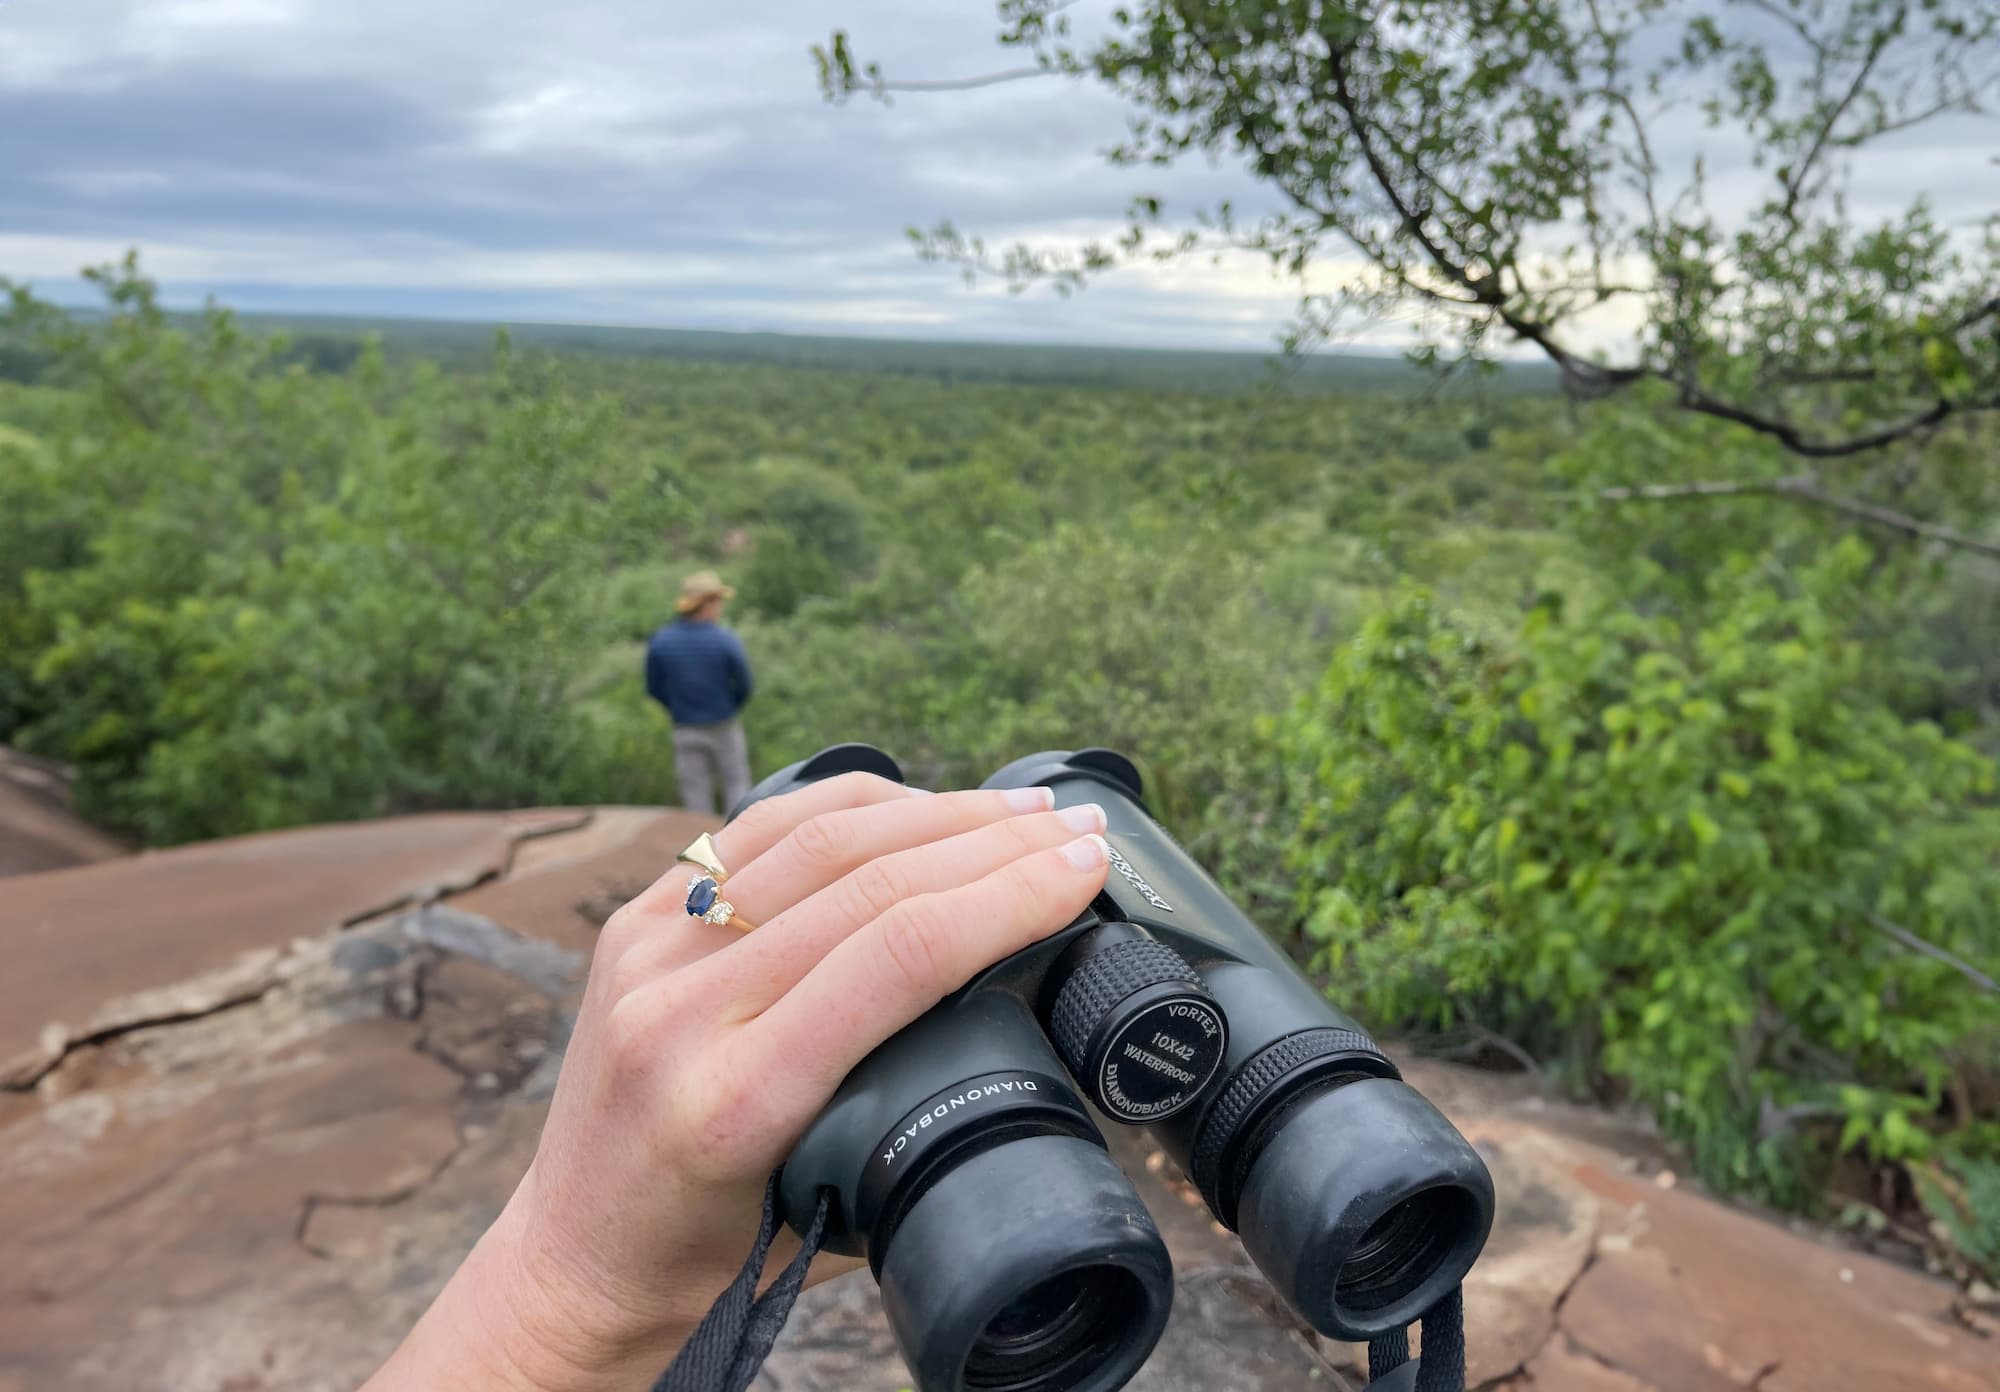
[735,745,1494,1392]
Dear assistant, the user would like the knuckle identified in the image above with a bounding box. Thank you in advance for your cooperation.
[847,854,917,923]
[878,897,956,996]
[1004,854,1061,911]
[1004,812,1054,854]
[826,770,902,804]
[723,794,787,848]
[596,902,646,959]
[607,939,661,1002]
[678,1064,769,1177]
[602,991,665,1080]
[788,809,856,870]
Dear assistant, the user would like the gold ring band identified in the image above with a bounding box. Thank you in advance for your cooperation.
[676,831,729,883]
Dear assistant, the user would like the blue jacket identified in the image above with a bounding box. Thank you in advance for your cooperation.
[645,620,753,726]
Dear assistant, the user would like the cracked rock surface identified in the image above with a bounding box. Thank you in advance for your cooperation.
[2,807,1993,1391]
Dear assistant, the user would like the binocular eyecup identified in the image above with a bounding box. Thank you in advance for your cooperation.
[1232,1076,1492,1339]
[879,1133,1172,1392]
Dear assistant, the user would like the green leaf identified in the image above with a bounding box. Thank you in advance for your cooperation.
[1512,861,1553,892]
[1687,807,1721,847]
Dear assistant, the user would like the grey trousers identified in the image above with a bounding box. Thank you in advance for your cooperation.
[672,718,752,816]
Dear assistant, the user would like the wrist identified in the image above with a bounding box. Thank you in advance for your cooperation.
[371,1175,700,1392]
[480,1180,700,1390]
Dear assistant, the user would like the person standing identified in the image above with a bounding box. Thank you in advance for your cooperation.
[645,570,754,815]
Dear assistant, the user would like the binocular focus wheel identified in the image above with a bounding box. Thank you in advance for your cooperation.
[1048,938,1226,1125]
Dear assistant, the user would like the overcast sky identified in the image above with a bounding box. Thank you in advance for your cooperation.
[0,0,1991,351]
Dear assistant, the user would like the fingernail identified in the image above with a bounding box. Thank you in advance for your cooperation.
[902,784,935,796]
[1003,786,1056,813]
[1057,803,1106,834]
[1061,833,1109,871]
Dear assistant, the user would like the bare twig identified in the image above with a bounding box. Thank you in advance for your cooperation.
[1864,911,1998,993]
[1757,1095,1847,1141]
[1464,1023,1541,1074]
[1780,14,1899,221]
[1599,473,2000,560]
[868,66,1053,94]
[1443,996,1543,1073]
[1737,0,1834,58]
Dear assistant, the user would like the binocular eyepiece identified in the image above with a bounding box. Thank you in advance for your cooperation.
[739,746,1494,1392]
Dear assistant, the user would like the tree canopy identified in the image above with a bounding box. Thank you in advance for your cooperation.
[818,1,1999,549]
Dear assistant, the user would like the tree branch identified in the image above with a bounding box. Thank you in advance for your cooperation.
[1320,36,1657,395]
[1950,295,2000,334]
[1599,473,2000,560]
[1659,377,1997,457]
[1736,0,1834,59]
[1780,11,1900,221]
[1865,911,1998,994]
[868,67,1054,94]
[813,29,1058,105]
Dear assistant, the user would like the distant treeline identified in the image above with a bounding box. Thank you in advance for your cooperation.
[151,310,1562,397]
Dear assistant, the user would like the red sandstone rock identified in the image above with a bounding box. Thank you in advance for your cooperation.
[2,806,1992,1392]
[0,808,585,1086]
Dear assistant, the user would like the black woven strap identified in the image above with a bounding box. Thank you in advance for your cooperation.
[653,1172,831,1392]
[1363,1285,1465,1392]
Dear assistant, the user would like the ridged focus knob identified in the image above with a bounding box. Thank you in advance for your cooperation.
[1048,938,1226,1123]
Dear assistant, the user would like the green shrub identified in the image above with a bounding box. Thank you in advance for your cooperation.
[1281,540,2000,1204]
[1,263,686,841]
[733,459,872,618]
[1914,1145,2000,1281]
[738,510,1364,908]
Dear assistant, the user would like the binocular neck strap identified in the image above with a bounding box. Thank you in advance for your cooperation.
[653,1170,831,1392]
[1364,1285,1466,1392]
[652,1170,1468,1392]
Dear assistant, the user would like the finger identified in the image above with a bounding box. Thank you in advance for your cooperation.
[720,786,1057,928]
[659,803,1108,1015]
[620,772,921,925]
[742,833,1111,1097]
[713,771,932,871]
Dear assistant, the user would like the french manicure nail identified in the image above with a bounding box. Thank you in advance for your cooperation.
[1061,833,1109,871]
[1057,803,1106,834]
[1003,786,1056,813]
[902,784,935,796]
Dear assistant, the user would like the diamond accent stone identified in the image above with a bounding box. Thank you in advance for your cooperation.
[702,899,737,927]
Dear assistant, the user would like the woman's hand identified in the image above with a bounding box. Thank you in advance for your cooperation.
[364,774,1109,1392]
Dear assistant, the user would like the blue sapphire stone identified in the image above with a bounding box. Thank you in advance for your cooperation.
[685,876,719,919]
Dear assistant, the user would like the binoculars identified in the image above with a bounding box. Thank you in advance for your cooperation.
[737,745,1494,1392]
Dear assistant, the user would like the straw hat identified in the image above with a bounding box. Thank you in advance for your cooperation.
[674,569,736,615]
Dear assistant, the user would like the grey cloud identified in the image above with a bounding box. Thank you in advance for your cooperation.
[0,0,1344,348]
[0,0,1987,350]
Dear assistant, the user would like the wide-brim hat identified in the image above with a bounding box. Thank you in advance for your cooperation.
[675,569,736,614]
